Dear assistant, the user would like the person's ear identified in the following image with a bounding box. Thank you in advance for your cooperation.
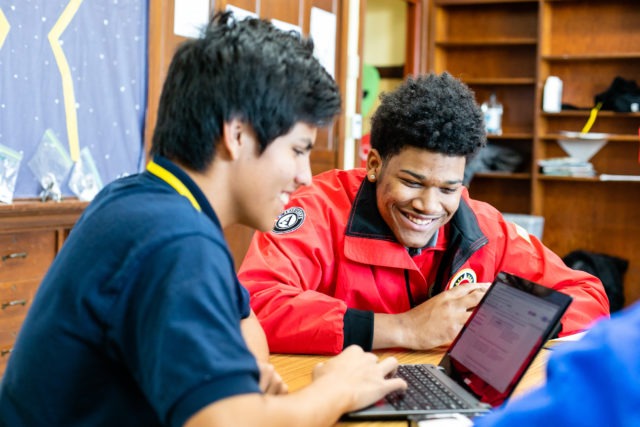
[221,119,245,160]
[366,148,382,182]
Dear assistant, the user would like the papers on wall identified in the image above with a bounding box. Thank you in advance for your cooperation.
[174,0,209,38]
[310,7,336,78]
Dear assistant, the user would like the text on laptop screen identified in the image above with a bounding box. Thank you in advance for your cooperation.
[450,281,559,393]
[443,275,568,406]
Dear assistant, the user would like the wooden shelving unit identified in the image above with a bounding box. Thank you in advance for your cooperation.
[537,0,640,305]
[428,0,640,306]
[429,0,538,213]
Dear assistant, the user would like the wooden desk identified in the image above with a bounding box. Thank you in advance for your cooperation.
[270,348,551,427]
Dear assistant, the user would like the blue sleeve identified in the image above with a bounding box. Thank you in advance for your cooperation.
[116,234,261,427]
[475,302,640,427]
[239,283,252,319]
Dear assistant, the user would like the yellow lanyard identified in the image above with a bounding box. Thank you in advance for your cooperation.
[146,160,202,212]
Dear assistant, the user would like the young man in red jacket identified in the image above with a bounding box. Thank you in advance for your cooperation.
[238,73,609,355]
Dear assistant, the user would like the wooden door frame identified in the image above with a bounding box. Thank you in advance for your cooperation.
[405,0,428,76]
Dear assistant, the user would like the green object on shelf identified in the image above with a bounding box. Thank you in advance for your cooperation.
[361,63,380,117]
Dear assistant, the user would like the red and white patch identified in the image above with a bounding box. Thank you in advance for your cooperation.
[447,268,477,290]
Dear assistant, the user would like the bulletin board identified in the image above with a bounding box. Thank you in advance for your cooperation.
[0,0,148,199]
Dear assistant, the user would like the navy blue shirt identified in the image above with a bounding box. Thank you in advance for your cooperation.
[0,156,260,426]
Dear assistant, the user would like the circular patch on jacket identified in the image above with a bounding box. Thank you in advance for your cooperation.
[272,207,305,234]
[447,268,477,289]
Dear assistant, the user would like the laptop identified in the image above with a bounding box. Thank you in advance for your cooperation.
[343,271,573,421]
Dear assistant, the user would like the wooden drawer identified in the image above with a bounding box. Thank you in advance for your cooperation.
[0,278,41,377]
[0,199,87,377]
[0,231,57,282]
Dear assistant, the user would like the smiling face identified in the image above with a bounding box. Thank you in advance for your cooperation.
[234,122,317,232]
[367,146,466,249]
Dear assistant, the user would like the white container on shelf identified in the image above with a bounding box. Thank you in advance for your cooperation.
[543,76,563,113]
[481,93,503,135]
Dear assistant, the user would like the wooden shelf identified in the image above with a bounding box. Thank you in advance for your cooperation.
[540,175,640,183]
[0,198,87,215]
[541,111,640,119]
[538,175,599,182]
[436,0,537,5]
[0,199,88,232]
[464,78,535,85]
[541,134,640,143]
[487,133,534,140]
[474,172,531,180]
[542,53,640,61]
[436,38,537,47]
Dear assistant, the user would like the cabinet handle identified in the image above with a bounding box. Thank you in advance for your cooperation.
[1,348,13,357]
[1,252,28,262]
[1,299,27,310]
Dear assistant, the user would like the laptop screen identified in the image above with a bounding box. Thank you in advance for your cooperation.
[439,272,572,406]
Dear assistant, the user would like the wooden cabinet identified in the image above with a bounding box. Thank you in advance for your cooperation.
[428,0,640,306]
[0,200,86,376]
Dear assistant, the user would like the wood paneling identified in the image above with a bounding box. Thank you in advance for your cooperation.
[541,181,640,305]
[225,0,258,12]
[262,0,302,23]
[144,2,187,159]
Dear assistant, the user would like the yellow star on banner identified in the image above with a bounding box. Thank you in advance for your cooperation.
[48,0,84,162]
[0,8,10,50]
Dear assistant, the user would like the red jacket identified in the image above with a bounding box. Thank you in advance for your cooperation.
[238,169,609,355]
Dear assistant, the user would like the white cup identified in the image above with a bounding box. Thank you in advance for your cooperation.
[543,76,563,113]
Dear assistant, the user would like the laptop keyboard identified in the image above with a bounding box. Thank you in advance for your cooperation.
[385,365,472,411]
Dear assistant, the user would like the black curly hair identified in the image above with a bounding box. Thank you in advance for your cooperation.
[151,11,341,172]
[369,72,486,161]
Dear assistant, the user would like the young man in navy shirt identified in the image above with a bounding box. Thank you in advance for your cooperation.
[0,12,405,427]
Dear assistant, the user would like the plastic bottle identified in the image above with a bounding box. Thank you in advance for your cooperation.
[543,76,563,113]
[481,93,503,135]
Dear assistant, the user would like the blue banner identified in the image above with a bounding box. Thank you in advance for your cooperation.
[0,0,148,198]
